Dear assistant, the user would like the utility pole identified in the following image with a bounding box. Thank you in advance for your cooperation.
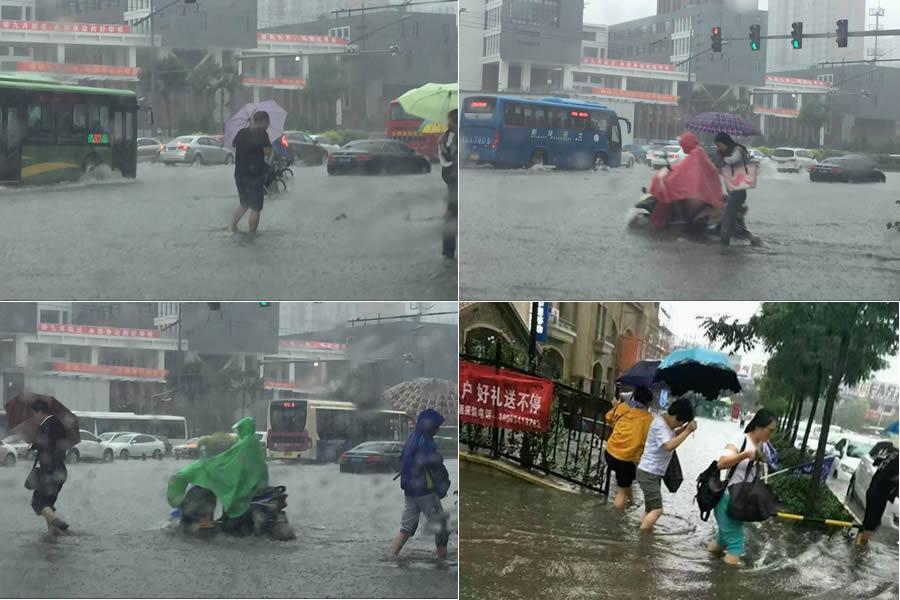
[869,6,886,61]
[686,22,694,120]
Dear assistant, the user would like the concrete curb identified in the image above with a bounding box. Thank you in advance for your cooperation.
[459,450,584,495]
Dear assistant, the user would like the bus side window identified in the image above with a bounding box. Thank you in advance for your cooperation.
[73,104,87,133]
[611,121,621,145]
[113,111,124,143]
[99,105,110,133]
[504,103,523,126]
[534,108,547,129]
[125,112,134,141]
[523,106,535,128]
[550,109,563,129]
[561,111,572,129]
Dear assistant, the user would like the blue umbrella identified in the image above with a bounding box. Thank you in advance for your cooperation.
[654,347,741,401]
[616,360,661,389]
[686,112,760,137]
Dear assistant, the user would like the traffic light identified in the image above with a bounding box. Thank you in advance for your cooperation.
[389,44,401,56]
[836,19,849,48]
[711,26,722,53]
[791,21,803,49]
[749,24,761,51]
[258,302,271,307]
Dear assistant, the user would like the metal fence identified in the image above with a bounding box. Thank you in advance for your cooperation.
[459,351,614,494]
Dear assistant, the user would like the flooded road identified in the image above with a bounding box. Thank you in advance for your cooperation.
[460,418,898,600]
[0,458,458,598]
[459,162,900,300]
[0,162,456,300]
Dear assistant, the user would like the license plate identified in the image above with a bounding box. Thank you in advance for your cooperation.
[350,457,364,462]
[166,146,177,151]
[468,153,479,161]
[338,157,353,163]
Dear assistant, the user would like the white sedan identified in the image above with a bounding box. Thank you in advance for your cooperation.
[649,145,685,168]
[104,433,166,460]
[67,429,114,463]
[1,439,16,466]
[832,436,877,481]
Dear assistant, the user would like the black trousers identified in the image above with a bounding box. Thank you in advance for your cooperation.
[442,180,457,258]
[720,190,752,243]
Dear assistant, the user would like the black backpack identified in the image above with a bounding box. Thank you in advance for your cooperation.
[695,439,744,521]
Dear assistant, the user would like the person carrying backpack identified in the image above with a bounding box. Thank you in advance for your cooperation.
[707,409,777,565]
[604,386,654,510]
[389,408,450,560]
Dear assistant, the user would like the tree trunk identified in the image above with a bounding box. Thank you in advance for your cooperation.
[790,393,804,445]
[800,363,823,457]
[784,394,797,437]
[806,329,851,515]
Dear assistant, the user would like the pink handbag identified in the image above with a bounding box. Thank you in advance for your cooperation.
[721,162,757,191]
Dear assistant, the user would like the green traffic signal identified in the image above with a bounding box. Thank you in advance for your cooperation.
[259,302,271,307]
[749,24,761,51]
[790,21,803,49]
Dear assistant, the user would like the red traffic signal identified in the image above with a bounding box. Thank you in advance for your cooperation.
[711,26,722,52]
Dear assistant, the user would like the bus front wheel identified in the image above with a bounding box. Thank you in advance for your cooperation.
[527,150,546,168]
[81,154,102,173]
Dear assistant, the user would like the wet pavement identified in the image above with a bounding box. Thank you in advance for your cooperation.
[459,162,900,300]
[0,162,456,300]
[0,458,458,598]
[460,417,899,600]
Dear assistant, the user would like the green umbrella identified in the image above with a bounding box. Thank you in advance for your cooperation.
[397,82,458,125]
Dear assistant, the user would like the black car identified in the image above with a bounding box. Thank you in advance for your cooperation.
[326,139,432,176]
[283,131,329,166]
[338,441,403,473]
[809,155,886,183]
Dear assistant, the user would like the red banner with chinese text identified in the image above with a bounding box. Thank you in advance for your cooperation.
[459,360,553,433]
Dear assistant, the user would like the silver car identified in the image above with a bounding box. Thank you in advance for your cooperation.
[160,135,234,167]
[137,137,164,162]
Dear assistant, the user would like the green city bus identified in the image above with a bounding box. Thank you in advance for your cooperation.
[0,73,138,185]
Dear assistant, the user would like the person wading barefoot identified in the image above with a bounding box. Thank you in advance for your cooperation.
[28,399,70,536]
[230,111,272,234]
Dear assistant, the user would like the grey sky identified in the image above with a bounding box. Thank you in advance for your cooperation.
[583,0,899,30]
[661,302,899,382]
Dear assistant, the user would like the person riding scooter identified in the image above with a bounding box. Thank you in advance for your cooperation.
[167,417,293,540]
[647,131,724,231]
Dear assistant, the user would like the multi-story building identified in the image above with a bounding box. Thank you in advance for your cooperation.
[766,0,865,74]
[462,0,583,93]
[459,302,663,398]
[258,0,457,30]
[581,23,609,61]
[266,9,457,129]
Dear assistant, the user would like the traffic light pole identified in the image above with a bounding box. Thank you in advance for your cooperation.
[740,29,900,41]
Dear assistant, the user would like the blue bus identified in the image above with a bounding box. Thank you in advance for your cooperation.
[461,95,631,170]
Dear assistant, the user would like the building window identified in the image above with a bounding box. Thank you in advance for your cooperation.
[0,6,22,20]
[508,0,560,28]
[583,46,598,58]
[328,26,351,40]
[484,33,499,57]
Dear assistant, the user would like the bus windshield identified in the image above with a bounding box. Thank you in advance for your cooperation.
[270,402,308,432]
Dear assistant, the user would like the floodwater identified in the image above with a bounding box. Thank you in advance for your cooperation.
[0,162,456,300]
[0,458,458,598]
[459,161,900,300]
[460,418,899,600]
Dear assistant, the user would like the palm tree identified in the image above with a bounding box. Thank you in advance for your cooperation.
[303,56,347,131]
[139,56,188,136]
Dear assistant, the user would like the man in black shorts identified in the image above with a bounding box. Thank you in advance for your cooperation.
[230,111,272,234]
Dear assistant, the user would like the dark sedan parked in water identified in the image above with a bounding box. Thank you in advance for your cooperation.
[283,131,329,166]
[809,155,886,183]
[338,441,403,473]
[326,139,432,176]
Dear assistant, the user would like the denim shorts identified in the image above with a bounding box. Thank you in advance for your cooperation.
[714,491,746,556]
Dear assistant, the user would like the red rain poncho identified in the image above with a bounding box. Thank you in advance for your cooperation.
[649,132,724,228]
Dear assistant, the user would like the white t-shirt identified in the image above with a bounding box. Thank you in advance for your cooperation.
[723,436,765,487]
[637,415,675,476]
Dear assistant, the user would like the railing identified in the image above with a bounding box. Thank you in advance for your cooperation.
[549,313,578,337]
[460,349,613,495]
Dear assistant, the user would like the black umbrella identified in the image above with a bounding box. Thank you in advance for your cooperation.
[616,360,661,389]
[653,348,741,401]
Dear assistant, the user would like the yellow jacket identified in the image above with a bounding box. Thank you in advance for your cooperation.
[605,402,653,464]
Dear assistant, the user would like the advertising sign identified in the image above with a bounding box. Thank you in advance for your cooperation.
[459,360,553,433]
[531,302,550,342]
[38,322,160,339]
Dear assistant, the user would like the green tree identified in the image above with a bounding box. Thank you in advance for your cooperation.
[798,95,829,146]
[303,57,347,131]
[139,56,188,136]
[703,303,898,514]
[170,359,262,435]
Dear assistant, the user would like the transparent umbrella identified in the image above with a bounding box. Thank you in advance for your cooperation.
[383,378,457,420]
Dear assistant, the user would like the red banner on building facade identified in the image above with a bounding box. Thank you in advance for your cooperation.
[38,322,160,339]
[243,77,307,89]
[459,360,553,433]
[17,61,140,77]
[278,340,345,350]
[256,33,347,45]
[52,362,167,379]
[0,20,130,34]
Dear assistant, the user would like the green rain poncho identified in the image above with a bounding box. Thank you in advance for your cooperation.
[167,416,269,518]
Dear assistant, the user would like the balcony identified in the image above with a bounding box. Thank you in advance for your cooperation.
[549,313,577,344]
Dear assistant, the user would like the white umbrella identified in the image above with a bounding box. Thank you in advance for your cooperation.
[223,100,288,150]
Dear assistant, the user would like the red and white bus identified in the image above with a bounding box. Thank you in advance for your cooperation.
[386,100,445,163]
[266,399,410,462]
